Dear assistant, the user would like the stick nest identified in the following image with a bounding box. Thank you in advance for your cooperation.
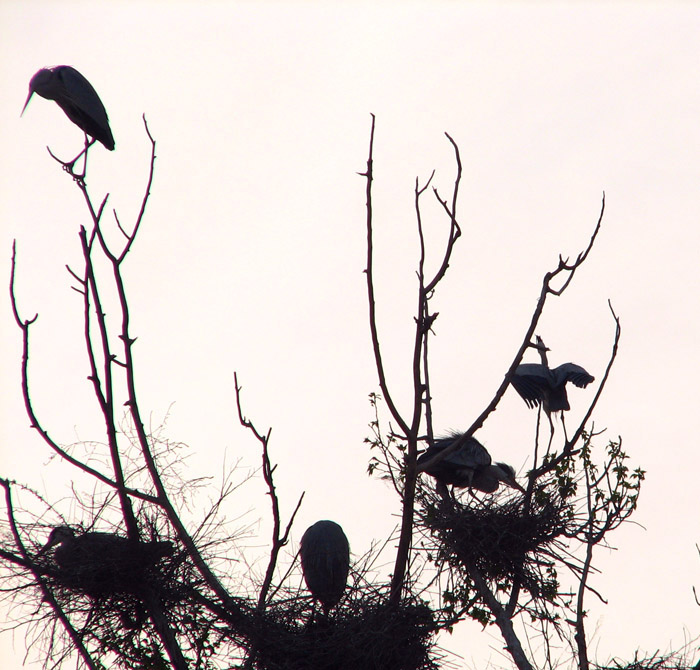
[240,589,438,670]
[417,486,573,599]
[596,650,699,670]
[25,535,437,669]
[31,540,219,667]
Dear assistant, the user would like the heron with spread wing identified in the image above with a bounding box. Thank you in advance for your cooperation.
[511,336,594,412]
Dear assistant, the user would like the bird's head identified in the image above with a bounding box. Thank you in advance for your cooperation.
[531,335,550,353]
[494,463,526,493]
[35,526,75,557]
[21,68,53,115]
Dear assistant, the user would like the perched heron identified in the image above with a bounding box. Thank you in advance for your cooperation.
[418,432,525,499]
[510,336,594,413]
[22,66,115,151]
[300,520,350,614]
[36,526,172,594]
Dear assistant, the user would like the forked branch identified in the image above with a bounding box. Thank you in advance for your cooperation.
[8,242,157,505]
[362,117,467,603]
[234,372,304,611]
[419,194,607,474]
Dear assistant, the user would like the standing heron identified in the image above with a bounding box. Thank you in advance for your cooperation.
[36,526,172,594]
[511,336,594,413]
[417,432,525,500]
[511,336,594,440]
[300,520,350,614]
[22,66,115,151]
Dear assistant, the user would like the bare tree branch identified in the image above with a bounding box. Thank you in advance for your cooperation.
[466,556,534,670]
[362,114,411,440]
[234,372,304,611]
[419,194,607,476]
[9,242,158,505]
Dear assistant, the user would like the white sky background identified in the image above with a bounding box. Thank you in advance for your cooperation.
[1,2,699,668]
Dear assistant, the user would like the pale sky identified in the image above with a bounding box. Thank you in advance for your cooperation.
[1,2,699,669]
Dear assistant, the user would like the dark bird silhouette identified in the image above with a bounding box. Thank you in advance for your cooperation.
[22,66,115,150]
[300,520,350,613]
[511,336,594,413]
[418,432,525,499]
[36,526,172,595]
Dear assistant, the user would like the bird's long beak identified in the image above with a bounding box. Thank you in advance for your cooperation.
[506,477,526,494]
[21,90,34,117]
[35,533,59,558]
[512,480,526,494]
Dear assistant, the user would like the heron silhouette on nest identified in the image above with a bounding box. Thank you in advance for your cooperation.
[22,66,114,172]
[511,335,594,438]
[300,520,350,615]
[36,526,172,595]
[418,432,524,502]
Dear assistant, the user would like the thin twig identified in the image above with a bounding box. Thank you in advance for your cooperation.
[8,242,157,504]
[233,372,304,611]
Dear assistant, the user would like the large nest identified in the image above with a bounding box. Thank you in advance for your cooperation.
[17,521,438,670]
[30,532,225,668]
[36,533,187,602]
[39,541,176,601]
[416,485,574,600]
[237,589,438,670]
[32,535,438,669]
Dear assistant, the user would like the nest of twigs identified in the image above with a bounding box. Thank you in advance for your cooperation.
[32,539,217,666]
[417,485,573,599]
[20,528,439,670]
[239,589,438,670]
[40,544,177,600]
[37,539,189,601]
[596,650,700,670]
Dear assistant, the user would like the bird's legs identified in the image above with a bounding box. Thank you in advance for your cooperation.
[65,135,95,180]
[541,407,555,457]
[561,412,569,443]
[436,481,454,508]
[46,135,96,181]
[304,599,320,629]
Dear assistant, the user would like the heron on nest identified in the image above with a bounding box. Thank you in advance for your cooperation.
[300,520,350,614]
[418,432,524,501]
[36,526,172,595]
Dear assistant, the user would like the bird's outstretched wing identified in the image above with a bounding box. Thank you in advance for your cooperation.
[551,363,594,389]
[510,363,552,408]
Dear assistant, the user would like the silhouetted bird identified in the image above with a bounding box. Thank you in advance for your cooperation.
[511,336,594,413]
[300,520,350,613]
[36,526,172,595]
[418,432,525,499]
[22,66,115,150]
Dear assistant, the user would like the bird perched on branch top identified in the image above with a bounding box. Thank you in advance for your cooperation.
[511,336,594,413]
[300,520,350,614]
[418,432,525,499]
[22,66,115,151]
